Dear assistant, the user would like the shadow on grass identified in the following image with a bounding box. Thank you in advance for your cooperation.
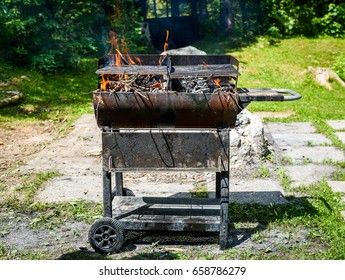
[194,33,260,54]
[58,194,319,260]
[58,249,111,260]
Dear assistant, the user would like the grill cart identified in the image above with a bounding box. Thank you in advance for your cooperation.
[88,54,301,254]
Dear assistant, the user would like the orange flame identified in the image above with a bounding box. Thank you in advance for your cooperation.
[134,56,142,65]
[214,78,221,88]
[121,39,136,65]
[101,75,109,91]
[107,31,122,66]
[159,30,170,65]
[163,30,169,52]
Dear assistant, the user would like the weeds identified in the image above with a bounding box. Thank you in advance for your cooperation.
[277,167,291,189]
[190,185,209,198]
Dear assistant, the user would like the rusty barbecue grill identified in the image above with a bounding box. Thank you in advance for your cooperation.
[89,54,301,254]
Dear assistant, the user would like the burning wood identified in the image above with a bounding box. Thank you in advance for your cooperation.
[178,76,235,94]
[100,73,167,96]
[97,31,240,98]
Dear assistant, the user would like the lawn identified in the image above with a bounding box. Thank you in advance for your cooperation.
[196,37,345,122]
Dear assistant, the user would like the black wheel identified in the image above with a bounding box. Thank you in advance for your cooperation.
[123,188,135,196]
[112,188,135,197]
[88,218,125,254]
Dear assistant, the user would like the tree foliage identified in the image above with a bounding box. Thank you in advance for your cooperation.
[0,0,343,73]
[0,0,147,72]
[261,0,345,38]
[199,0,345,39]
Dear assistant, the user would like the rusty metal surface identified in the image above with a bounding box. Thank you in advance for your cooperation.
[94,91,239,129]
[102,129,229,172]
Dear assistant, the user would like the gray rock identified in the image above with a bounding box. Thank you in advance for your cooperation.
[161,46,207,55]
[230,109,269,174]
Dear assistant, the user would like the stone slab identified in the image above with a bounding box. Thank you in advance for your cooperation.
[38,175,103,202]
[285,164,338,187]
[230,179,288,204]
[18,114,102,176]
[281,146,345,164]
[265,122,315,134]
[269,132,332,147]
[327,120,345,131]
[335,132,345,145]
[327,181,345,193]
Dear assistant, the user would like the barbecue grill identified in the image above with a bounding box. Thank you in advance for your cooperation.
[89,54,301,254]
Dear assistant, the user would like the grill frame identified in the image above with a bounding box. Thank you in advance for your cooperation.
[88,54,301,254]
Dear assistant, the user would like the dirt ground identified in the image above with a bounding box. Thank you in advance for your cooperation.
[0,114,322,259]
[0,121,56,178]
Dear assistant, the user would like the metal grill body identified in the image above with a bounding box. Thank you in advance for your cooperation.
[88,54,301,254]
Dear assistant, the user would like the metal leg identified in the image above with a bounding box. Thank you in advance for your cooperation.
[219,171,229,250]
[216,172,221,198]
[103,169,112,218]
[115,172,124,196]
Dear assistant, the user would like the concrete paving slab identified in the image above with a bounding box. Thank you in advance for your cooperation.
[230,179,288,204]
[281,146,345,164]
[335,132,345,144]
[327,181,345,193]
[268,132,332,147]
[38,175,103,202]
[285,164,338,187]
[265,122,315,134]
[18,114,102,176]
[327,120,345,131]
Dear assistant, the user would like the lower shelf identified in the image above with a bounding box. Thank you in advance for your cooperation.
[112,196,222,232]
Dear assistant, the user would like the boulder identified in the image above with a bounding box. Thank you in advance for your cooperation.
[161,46,207,56]
[230,109,270,176]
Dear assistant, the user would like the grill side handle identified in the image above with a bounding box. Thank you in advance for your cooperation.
[272,88,302,101]
[237,88,301,108]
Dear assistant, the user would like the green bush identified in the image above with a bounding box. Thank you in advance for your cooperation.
[317,4,345,38]
[0,0,148,73]
[262,1,345,38]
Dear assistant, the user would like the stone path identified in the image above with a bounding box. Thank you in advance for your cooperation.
[264,120,345,220]
[17,115,345,210]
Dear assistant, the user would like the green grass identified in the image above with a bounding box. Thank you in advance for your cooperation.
[0,171,102,228]
[0,58,97,129]
[197,37,345,123]
[190,184,209,198]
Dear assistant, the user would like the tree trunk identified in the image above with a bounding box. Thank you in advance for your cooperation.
[219,0,233,35]
[191,0,198,18]
[171,0,180,17]
[199,0,208,18]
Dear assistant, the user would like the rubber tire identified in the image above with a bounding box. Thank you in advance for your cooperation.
[88,218,125,254]
[112,188,135,197]
[123,188,135,197]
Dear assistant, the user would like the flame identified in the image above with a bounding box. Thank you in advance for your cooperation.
[152,81,162,89]
[134,56,142,65]
[107,31,122,66]
[214,78,221,88]
[163,30,169,52]
[159,30,170,65]
[101,75,109,91]
[121,39,136,65]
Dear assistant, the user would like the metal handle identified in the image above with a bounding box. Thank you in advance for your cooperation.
[272,88,302,101]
